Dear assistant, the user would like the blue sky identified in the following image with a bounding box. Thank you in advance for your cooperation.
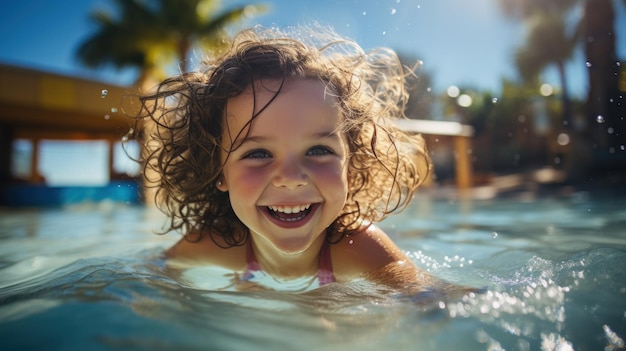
[3,0,623,96]
[1,0,625,185]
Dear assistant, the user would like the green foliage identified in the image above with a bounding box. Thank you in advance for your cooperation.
[76,0,267,86]
[515,14,577,82]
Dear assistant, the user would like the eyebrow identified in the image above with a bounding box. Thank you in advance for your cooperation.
[240,131,342,145]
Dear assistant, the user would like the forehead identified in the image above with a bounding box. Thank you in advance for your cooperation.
[223,79,341,140]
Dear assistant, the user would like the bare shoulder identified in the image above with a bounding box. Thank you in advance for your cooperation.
[331,225,413,280]
[330,225,447,291]
[164,231,246,270]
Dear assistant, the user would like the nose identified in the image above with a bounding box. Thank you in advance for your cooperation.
[272,159,308,190]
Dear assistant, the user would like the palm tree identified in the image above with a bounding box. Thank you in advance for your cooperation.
[77,0,266,91]
[77,0,161,90]
[515,13,578,129]
[583,0,625,156]
[498,0,579,130]
[499,0,626,176]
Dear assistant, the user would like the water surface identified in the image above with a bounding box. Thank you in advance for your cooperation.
[1,193,625,350]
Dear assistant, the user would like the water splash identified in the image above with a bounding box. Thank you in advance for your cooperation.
[603,324,624,351]
[541,333,574,351]
[121,128,135,142]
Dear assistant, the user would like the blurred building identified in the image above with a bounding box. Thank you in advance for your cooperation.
[0,64,141,206]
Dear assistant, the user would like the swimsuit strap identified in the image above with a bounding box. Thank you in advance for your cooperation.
[317,239,336,285]
[242,239,261,281]
[243,239,336,285]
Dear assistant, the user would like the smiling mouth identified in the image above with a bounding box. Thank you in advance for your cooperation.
[266,204,313,222]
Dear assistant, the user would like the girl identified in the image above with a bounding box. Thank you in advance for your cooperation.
[137,25,459,293]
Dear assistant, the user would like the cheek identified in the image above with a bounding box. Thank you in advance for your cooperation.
[227,168,268,197]
[311,162,349,198]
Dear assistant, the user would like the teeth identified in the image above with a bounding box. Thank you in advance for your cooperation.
[268,204,311,214]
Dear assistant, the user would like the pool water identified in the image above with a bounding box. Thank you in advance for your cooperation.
[0,192,625,350]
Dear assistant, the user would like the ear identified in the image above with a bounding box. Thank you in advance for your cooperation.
[216,176,228,192]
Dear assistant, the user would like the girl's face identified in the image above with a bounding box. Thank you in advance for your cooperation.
[218,79,349,254]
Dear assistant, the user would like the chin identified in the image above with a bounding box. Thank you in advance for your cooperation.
[267,235,318,255]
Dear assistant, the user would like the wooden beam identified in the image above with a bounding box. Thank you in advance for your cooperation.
[453,135,473,189]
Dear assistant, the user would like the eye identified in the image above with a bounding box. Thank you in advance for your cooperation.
[306,145,334,157]
[242,149,271,159]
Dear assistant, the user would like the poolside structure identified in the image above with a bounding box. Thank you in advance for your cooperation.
[394,118,474,190]
[0,64,140,205]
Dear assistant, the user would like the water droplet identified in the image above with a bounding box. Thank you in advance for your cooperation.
[111,107,118,113]
[620,145,625,151]
[596,115,605,123]
[492,97,498,104]
[104,114,110,120]
[608,127,615,134]
[382,31,387,35]
[585,61,592,68]
[362,11,367,15]
[492,232,498,239]
[101,89,108,98]
[557,133,570,146]
[348,239,354,245]
[617,61,622,67]
[390,8,397,15]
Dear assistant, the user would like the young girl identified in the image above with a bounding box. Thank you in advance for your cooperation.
[137,25,459,293]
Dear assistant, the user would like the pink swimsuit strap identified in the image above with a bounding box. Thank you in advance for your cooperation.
[244,239,336,286]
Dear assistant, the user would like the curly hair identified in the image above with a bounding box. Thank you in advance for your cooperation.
[134,25,431,247]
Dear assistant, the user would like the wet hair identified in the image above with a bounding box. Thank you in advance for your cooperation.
[135,25,431,247]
